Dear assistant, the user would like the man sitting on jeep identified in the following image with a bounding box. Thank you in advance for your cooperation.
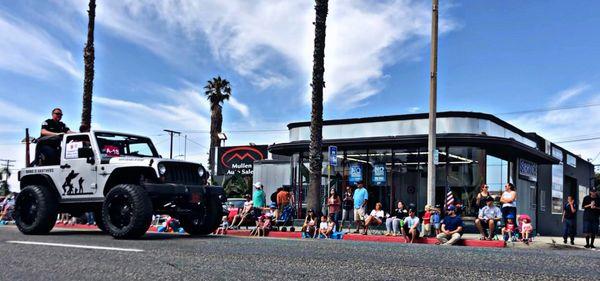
[36,108,75,165]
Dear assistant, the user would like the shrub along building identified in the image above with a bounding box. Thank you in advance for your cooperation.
[267,111,595,236]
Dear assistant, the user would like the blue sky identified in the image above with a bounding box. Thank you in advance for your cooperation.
[1,0,599,184]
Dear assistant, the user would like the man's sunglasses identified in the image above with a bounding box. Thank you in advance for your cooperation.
[53,112,63,116]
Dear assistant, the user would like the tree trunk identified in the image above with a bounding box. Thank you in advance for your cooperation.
[307,0,328,214]
[208,105,223,176]
[80,0,96,132]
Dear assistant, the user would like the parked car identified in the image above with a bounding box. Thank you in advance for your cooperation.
[224,198,246,224]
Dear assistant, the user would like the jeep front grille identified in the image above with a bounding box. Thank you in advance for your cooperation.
[162,162,202,185]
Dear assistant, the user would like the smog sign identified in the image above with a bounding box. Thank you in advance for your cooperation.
[216,145,268,176]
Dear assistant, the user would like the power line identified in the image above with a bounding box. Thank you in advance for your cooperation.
[494,103,600,116]
[555,137,600,144]
[180,129,287,134]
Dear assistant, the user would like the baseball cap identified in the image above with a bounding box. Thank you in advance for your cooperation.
[590,187,597,192]
[254,182,263,188]
[447,205,456,211]
[506,214,515,219]
[408,208,416,213]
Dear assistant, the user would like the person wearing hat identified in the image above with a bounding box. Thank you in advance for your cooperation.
[436,205,464,245]
[252,182,266,209]
[582,187,600,248]
[475,197,502,240]
[501,213,516,242]
[402,209,420,243]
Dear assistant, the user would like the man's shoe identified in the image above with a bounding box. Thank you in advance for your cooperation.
[584,244,590,248]
[570,240,575,245]
[591,245,596,249]
[563,239,567,244]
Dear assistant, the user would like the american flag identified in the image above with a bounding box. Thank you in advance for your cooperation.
[445,190,454,207]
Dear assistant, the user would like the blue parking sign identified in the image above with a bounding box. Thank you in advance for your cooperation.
[328,146,337,166]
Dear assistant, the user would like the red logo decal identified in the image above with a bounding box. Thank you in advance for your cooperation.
[220,147,265,168]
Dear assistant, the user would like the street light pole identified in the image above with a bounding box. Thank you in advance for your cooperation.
[426,0,439,206]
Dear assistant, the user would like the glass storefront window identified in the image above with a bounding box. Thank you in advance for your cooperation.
[486,155,508,196]
[445,147,485,218]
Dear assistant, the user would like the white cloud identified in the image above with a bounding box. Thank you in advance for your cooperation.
[60,0,456,108]
[0,11,80,79]
[509,85,600,162]
[551,83,590,107]
[408,107,421,113]
[228,97,250,118]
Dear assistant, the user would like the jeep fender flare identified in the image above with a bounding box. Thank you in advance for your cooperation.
[19,174,61,202]
[103,167,158,196]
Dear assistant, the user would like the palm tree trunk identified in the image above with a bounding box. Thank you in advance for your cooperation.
[80,0,96,132]
[208,106,223,176]
[307,0,328,214]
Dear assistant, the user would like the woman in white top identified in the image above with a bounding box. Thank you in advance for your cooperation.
[363,202,385,235]
[499,183,517,225]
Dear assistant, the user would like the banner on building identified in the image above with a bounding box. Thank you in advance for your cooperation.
[216,145,268,176]
[349,163,362,184]
[372,164,386,186]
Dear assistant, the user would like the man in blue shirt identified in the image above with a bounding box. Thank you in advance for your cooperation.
[352,181,368,234]
[436,205,464,245]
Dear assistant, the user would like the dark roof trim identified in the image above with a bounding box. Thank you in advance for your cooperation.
[269,133,559,165]
[287,111,532,141]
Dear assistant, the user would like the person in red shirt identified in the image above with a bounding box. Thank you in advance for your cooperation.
[421,205,432,237]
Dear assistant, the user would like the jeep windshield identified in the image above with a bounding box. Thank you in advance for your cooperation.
[95,132,159,162]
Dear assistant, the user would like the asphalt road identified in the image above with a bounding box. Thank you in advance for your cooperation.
[0,226,598,281]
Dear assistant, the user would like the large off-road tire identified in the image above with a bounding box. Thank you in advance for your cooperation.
[94,210,107,233]
[180,196,222,236]
[14,185,58,235]
[102,184,153,239]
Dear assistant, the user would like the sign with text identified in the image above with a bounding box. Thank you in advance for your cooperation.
[349,163,362,184]
[518,159,537,182]
[328,146,338,166]
[372,164,386,186]
[216,145,268,176]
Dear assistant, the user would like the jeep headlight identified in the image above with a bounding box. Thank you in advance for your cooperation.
[198,166,205,177]
[158,163,167,175]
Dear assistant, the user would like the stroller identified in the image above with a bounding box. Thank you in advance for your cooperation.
[275,204,295,232]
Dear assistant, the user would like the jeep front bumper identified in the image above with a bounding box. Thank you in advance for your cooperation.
[142,183,226,204]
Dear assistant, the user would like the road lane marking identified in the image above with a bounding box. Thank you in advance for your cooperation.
[6,241,144,252]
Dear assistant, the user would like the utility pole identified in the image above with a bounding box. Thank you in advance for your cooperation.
[426,0,439,207]
[184,135,187,160]
[163,129,181,159]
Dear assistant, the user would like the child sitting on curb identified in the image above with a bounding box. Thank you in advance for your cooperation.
[502,214,516,242]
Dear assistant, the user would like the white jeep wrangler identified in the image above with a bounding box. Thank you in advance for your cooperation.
[15,130,225,239]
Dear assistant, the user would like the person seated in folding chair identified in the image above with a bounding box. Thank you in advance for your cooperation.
[363,203,385,235]
[475,197,502,240]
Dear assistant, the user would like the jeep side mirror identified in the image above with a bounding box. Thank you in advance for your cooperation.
[78,147,95,164]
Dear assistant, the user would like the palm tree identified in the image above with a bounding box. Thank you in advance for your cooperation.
[204,76,232,176]
[307,0,328,214]
[80,0,96,132]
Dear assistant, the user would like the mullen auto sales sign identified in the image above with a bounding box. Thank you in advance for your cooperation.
[216,145,268,176]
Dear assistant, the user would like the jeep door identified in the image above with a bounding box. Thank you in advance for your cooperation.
[59,134,98,199]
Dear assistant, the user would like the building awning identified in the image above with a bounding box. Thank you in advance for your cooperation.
[268,133,559,165]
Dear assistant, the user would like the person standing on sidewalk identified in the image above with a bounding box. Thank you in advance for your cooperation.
[252,182,266,209]
[582,187,600,248]
[352,181,368,234]
[562,195,577,245]
[340,186,354,231]
[500,183,517,226]
[326,188,341,225]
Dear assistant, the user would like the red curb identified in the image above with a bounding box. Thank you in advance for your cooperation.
[224,230,504,248]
